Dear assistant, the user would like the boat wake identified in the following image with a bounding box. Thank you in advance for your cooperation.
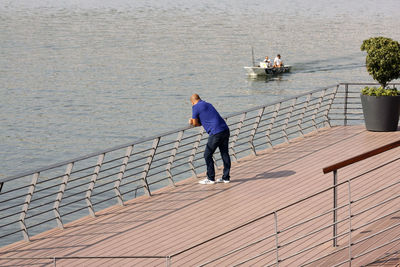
[292,62,364,74]
[290,54,365,74]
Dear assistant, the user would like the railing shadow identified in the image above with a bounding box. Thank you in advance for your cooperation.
[234,170,296,182]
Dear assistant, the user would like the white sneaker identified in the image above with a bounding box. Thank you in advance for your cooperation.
[199,179,215,185]
[216,178,230,183]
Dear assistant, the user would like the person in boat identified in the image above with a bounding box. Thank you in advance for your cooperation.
[273,54,284,68]
[259,56,271,68]
[263,56,272,68]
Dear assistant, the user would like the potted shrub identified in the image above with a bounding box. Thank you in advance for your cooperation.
[360,36,400,131]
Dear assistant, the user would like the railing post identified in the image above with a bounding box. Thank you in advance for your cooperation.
[54,162,74,229]
[20,172,40,241]
[86,153,105,217]
[311,89,326,130]
[323,85,339,128]
[344,83,349,126]
[274,211,280,266]
[249,107,265,156]
[333,170,338,247]
[188,128,204,178]
[265,103,281,148]
[347,180,353,265]
[212,155,218,172]
[230,112,246,161]
[141,138,160,196]
[282,99,296,144]
[166,131,184,187]
[297,93,311,136]
[166,255,172,267]
[114,145,134,205]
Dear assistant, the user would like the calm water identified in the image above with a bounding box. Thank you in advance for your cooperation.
[1,0,400,178]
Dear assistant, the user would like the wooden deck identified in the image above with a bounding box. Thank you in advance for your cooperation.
[1,125,400,266]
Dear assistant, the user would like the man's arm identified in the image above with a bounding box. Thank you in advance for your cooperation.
[189,118,202,127]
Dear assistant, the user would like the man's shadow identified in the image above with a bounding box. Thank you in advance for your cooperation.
[234,170,296,182]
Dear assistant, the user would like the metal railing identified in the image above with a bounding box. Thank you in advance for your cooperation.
[177,139,400,266]
[0,83,345,246]
[3,142,399,266]
[0,256,172,267]
[0,83,399,264]
[324,139,400,247]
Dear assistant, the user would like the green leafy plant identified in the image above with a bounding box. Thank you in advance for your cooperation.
[361,86,398,96]
[360,36,400,95]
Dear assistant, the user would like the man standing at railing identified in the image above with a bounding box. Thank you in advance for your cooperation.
[189,94,231,184]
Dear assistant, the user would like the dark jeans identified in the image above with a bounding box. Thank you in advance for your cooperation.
[204,129,231,181]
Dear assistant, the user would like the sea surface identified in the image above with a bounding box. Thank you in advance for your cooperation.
[1,0,400,177]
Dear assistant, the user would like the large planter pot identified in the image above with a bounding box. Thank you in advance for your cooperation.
[360,94,400,131]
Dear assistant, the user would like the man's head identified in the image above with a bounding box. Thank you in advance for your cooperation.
[277,54,281,58]
[265,56,269,60]
[190,94,201,105]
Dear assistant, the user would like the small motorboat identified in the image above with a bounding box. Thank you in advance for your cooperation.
[244,47,292,77]
[244,64,292,77]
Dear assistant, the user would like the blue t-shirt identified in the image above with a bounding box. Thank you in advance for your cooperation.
[192,100,229,135]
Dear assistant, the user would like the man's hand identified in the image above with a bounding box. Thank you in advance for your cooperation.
[188,118,201,127]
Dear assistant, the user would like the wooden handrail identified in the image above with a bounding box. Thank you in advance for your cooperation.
[323,139,400,174]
